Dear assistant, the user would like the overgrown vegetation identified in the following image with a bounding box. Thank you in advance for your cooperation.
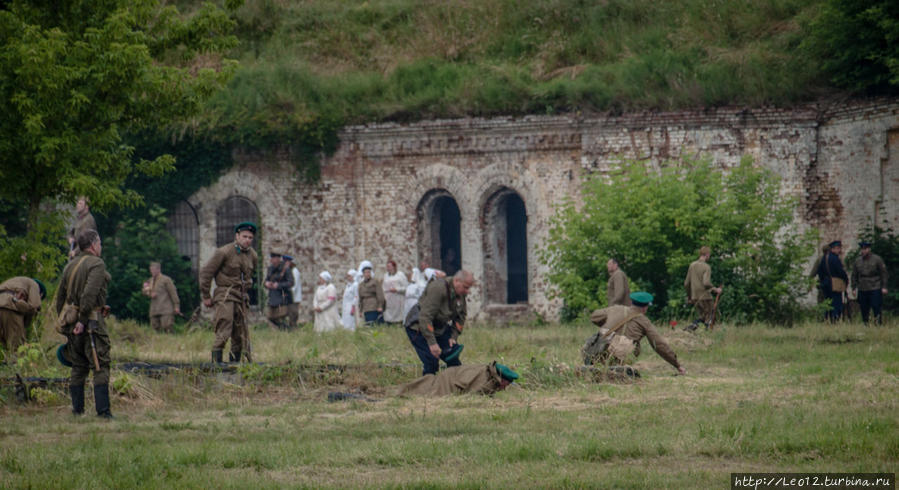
[541,156,817,324]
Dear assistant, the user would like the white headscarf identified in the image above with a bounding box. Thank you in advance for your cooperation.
[319,271,332,283]
[346,269,358,280]
[424,268,436,280]
[358,260,373,276]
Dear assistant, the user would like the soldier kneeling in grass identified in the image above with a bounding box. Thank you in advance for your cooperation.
[583,292,686,376]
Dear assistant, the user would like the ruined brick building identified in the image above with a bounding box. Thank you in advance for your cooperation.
[167,99,899,321]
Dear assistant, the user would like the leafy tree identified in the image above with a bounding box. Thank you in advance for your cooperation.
[541,156,817,325]
[0,0,239,282]
[102,206,198,323]
[802,0,899,92]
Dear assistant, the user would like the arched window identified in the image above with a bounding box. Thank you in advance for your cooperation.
[416,190,462,275]
[482,187,528,304]
[166,200,199,276]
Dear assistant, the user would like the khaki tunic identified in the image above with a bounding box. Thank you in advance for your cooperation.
[145,274,180,316]
[0,277,42,355]
[589,305,681,369]
[199,243,257,353]
[684,259,714,301]
[394,363,505,397]
[68,212,97,249]
[411,277,467,345]
[852,254,888,291]
[55,253,112,385]
[607,269,631,306]
[358,277,385,313]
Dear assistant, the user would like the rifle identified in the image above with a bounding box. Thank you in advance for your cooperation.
[241,271,253,363]
[87,324,101,371]
[708,287,722,331]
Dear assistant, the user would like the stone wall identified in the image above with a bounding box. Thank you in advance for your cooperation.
[180,99,899,322]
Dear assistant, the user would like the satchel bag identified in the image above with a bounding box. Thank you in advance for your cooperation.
[55,256,88,332]
[825,255,847,292]
[581,312,641,365]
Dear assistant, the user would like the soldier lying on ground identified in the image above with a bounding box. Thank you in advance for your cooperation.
[393,362,519,396]
[583,292,686,375]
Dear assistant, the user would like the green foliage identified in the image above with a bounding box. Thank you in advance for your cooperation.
[102,206,198,322]
[541,156,817,325]
[0,212,66,286]
[846,223,898,312]
[801,0,899,92]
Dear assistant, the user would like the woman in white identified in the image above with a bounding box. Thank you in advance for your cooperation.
[313,271,341,333]
[382,260,409,324]
[341,269,359,331]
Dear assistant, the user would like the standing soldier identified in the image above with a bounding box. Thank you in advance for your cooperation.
[817,240,849,323]
[67,196,97,259]
[199,222,258,363]
[851,241,888,325]
[606,258,631,306]
[0,276,46,362]
[56,229,113,417]
[263,252,293,330]
[357,261,385,325]
[284,255,301,329]
[142,262,180,333]
[684,246,723,331]
[404,270,474,375]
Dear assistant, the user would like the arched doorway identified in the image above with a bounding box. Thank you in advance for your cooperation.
[215,196,261,307]
[416,190,462,275]
[482,187,528,305]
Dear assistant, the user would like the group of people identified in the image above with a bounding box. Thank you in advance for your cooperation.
[813,240,889,325]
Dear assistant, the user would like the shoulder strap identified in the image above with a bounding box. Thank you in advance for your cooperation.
[601,312,642,340]
[65,256,89,304]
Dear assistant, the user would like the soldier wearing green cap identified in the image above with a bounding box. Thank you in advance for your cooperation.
[394,361,519,396]
[0,276,45,362]
[199,221,258,363]
[586,291,686,375]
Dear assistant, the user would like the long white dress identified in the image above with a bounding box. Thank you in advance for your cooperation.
[382,271,409,323]
[341,280,358,331]
[313,283,341,333]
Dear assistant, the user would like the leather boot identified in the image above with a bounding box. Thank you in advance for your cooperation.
[70,384,84,415]
[229,351,241,363]
[94,384,113,419]
[211,350,223,364]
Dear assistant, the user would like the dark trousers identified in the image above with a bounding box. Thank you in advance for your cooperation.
[364,310,383,325]
[826,291,843,323]
[858,289,883,324]
[405,326,461,376]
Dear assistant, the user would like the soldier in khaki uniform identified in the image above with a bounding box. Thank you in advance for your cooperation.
[67,196,97,259]
[199,222,258,363]
[606,258,631,306]
[851,241,889,325]
[394,362,519,396]
[404,270,473,375]
[0,277,46,362]
[587,292,686,374]
[142,262,180,333]
[684,246,722,331]
[56,230,113,417]
[357,261,385,325]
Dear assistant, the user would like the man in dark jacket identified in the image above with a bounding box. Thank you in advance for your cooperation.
[817,240,849,323]
[264,252,294,330]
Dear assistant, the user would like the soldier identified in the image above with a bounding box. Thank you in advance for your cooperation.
[394,362,519,397]
[404,269,473,375]
[851,241,888,325]
[817,240,849,323]
[199,222,258,363]
[606,258,631,306]
[357,261,385,325]
[586,292,686,375]
[67,196,97,259]
[142,261,180,333]
[283,255,302,328]
[0,276,46,362]
[684,246,722,331]
[56,229,113,417]
[263,252,293,330]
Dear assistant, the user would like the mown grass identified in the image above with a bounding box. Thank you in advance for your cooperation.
[1,318,896,488]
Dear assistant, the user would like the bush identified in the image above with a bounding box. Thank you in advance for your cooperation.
[540,156,817,325]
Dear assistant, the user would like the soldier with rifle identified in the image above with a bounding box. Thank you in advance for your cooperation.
[56,229,114,418]
[199,222,258,363]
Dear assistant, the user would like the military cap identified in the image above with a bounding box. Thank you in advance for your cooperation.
[32,278,46,299]
[829,240,842,248]
[495,363,519,381]
[859,241,871,248]
[443,344,463,362]
[629,291,653,307]
[234,221,257,234]
[269,252,282,258]
[283,255,294,262]
[56,344,73,367]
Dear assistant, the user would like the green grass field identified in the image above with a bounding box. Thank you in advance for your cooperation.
[1,318,897,488]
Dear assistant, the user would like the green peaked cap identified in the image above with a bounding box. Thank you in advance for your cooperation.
[234,221,257,234]
[495,363,519,381]
[629,291,653,306]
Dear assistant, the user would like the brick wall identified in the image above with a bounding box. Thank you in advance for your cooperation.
[184,100,899,322]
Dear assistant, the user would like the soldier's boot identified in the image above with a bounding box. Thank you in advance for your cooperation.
[94,384,113,419]
[683,320,700,332]
[229,351,241,363]
[70,384,85,415]
[211,350,223,364]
